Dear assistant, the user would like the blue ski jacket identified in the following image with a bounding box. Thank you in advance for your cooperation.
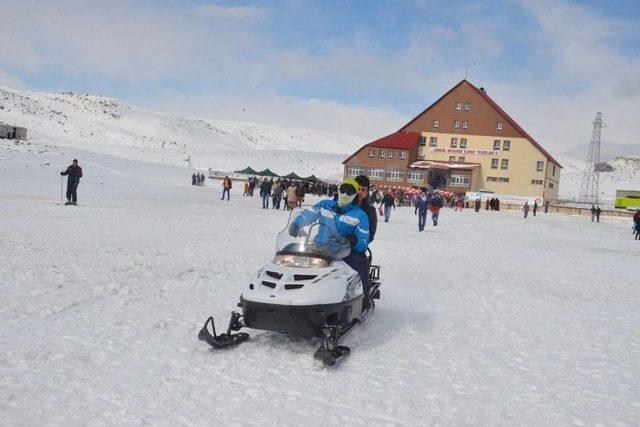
[293,199,370,253]
[415,196,428,214]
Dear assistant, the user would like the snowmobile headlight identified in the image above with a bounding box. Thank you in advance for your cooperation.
[274,254,329,268]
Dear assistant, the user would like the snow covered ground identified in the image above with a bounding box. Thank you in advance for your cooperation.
[1,142,640,425]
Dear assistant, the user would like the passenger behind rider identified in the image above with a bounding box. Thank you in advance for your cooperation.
[288,178,371,306]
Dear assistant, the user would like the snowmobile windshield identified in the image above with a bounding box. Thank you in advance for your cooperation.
[275,205,352,262]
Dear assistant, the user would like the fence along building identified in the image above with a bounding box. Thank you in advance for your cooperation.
[343,79,562,201]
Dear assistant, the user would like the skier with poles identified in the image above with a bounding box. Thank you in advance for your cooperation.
[60,159,83,205]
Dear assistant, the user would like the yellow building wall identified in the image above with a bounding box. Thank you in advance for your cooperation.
[544,161,561,201]
[419,131,555,199]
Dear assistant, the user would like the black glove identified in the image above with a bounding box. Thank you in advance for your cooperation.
[60,172,64,176]
[346,234,357,248]
[288,223,300,237]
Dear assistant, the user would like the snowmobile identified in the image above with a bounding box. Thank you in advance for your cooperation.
[198,205,381,365]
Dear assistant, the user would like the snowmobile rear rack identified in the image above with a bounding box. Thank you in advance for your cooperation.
[198,312,249,349]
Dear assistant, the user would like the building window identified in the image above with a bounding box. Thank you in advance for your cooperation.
[368,148,375,157]
[453,120,460,129]
[536,161,544,172]
[487,176,498,182]
[458,156,465,163]
[366,167,384,181]
[496,122,503,131]
[463,121,469,129]
[379,149,385,159]
[347,165,365,177]
[386,168,405,182]
[418,136,426,146]
[553,165,556,176]
[450,137,458,148]
[449,155,456,162]
[493,140,501,150]
[433,119,439,128]
[418,146,425,159]
[464,102,471,111]
[531,179,543,185]
[399,151,406,159]
[549,182,554,189]
[407,170,425,183]
[501,159,509,169]
[503,140,510,151]
[498,177,510,183]
[429,137,438,147]
[491,158,499,169]
[450,174,470,187]
[388,150,394,159]
[455,102,462,111]
[460,138,467,149]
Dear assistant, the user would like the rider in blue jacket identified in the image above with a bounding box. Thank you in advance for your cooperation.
[289,178,370,302]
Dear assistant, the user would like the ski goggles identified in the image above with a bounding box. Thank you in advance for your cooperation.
[339,183,357,196]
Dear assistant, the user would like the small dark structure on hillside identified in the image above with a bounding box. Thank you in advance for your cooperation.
[0,123,27,140]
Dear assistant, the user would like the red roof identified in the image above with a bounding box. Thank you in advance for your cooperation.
[368,131,420,149]
[342,131,419,164]
[400,79,562,168]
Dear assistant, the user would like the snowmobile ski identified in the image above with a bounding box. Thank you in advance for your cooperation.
[198,314,249,349]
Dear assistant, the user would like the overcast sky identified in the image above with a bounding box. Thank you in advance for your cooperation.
[1,0,639,160]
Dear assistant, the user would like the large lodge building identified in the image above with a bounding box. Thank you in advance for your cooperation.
[343,80,562,201]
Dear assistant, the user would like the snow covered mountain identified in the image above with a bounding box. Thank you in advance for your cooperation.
[0,86,367,179]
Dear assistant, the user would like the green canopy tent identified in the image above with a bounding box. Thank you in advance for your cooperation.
[281,172,303,180]
[255,168,280,177]
[234,166,259,175]
[301,174,321,182]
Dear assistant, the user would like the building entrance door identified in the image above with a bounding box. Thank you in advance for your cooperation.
[428,170,449,189]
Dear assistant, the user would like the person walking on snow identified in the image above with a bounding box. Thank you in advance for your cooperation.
[382,191,395,223]
[430,193,443,226]
[415,191,428,232]
[533,200,538,216]
[221,176,232,201]
[523,201,530,219]
[590,205,596,222]
[260,178,271,209]
[596,206,602,223]
[633,210,640,240]
[60,159,83,205]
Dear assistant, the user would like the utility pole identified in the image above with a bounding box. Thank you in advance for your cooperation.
[578,112,605,204]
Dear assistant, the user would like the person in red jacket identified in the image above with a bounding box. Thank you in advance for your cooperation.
[60,159,83,205]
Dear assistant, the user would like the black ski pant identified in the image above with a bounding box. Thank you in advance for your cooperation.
[66,180,78,203]
[343,250,369,303]
[418,210,427,230]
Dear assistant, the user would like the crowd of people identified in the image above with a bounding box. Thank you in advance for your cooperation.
[228,176,339,210]
[195,171,640,240]
[191,173,206,186]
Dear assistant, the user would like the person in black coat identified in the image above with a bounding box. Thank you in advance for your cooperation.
[355,175,377,243]
[60,159,83,205]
